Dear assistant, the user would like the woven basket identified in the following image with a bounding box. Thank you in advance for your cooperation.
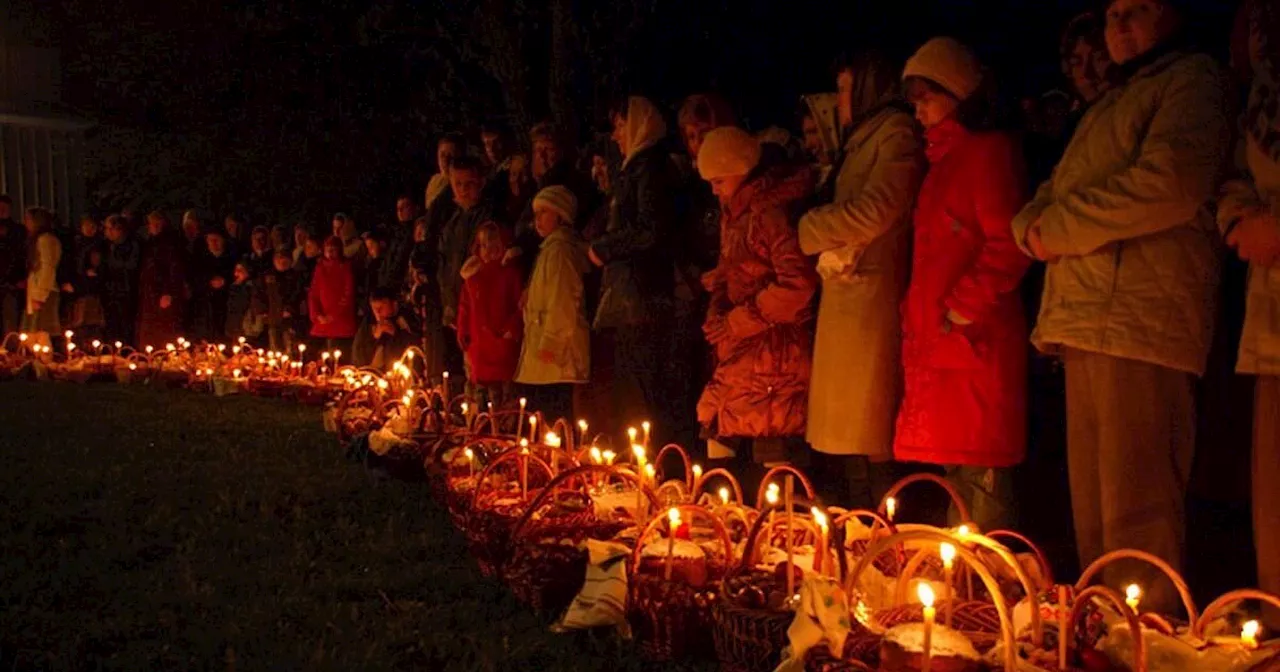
[335,386,384,444]
[462,448,555,577]
[505,465,657,615]
[629,503,734,661]
[712,492,827,672]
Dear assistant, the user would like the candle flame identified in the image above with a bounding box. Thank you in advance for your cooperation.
[1243,620,1260,644]
[668,507,681,526]
[765,489,779,505]
[298,344,306,353]
[957,524,971,537]
[719,487,730,505]
[461,402,469,414]
[577,419,588,431]
[238,337,247,344]
[116,341,123,349]
[886,496,897,521]
[404,350,412,360]
[217,343,225,351]
[67,342,76,350]
[692,464,703,480]
[529,416,537,428]
[632,444,645,461]
[128,363,137,370]
[145,345,153,353]
[602,449,616,465]
[940,542,956,568]
[519,438,529,447]
[627,427,637,442]
[519,397,527,409]
[332,350,341,358]
[917,582,936,608]
[644,463,655,479]
[321,352,329,360]
[641,420,651,432]
[92,340,101,348]
[18,333,27,341]
[589,447,602,464]
[377,379,389,390]
[464,448,474,460]
[64,330,74,339]
[811,507,828,529]
[233,369,241,377]
[543,431,561,447]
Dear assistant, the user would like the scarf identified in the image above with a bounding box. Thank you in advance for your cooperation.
[621,96,668,168]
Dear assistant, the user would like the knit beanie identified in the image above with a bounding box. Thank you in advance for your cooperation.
[903,37,983,101]
[696,127,762,180]
[533,185,578,225]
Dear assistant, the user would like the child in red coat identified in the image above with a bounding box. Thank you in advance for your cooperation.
[308,236,358,352]
[457,222,523,405]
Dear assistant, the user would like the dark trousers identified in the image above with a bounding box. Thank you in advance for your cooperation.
[521,383,576,428]
[612,321,674,445]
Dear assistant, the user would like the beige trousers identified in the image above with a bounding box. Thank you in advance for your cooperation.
[1256,376,1280,625]
[1064,349,1195,615]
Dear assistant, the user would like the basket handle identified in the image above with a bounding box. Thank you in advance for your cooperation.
[984,529,1054,590]
[1193,589,1280,639]
[843,527,1019,672]
[732,496,825,575]
[1074,549,1198,624]
[469,447,555,510]
[547,417,577,454]
[1065,585,1147,672]
[629,503,735,571]
[878,473,971,525]
[653,443,693,491]
[508,464,662,541]
[691,467,745,506]
[754,466,817,510]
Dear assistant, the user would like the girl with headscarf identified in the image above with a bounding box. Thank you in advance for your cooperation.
[896,38,1031,530]
[797,50,926,506]
[588,95,682,442]
[1220,0,1280,627]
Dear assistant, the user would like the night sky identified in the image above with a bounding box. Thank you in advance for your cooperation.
[6,0,1239,225]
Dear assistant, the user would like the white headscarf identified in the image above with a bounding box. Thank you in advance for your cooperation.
[621,96,668,167]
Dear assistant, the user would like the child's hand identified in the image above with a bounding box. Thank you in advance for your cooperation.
[502,248,521,266]
[61,283,74,293]
[159,295,173,310]
[537,349,556,364]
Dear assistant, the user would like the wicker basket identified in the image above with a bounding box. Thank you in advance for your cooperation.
[462,447,555,577]
[629,503,735,661]
[504,465,658,615]
[712,493,827,672]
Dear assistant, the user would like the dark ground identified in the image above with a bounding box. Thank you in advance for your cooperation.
[0,381,707,672]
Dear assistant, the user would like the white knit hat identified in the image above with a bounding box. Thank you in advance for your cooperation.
[903,37,983,101]
[532,185,578,225]
[697,127,762,180]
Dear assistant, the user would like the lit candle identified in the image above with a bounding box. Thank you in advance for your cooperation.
[464,447,475,480]
[332,350,341,370]
[18,332,27,342]
[115,341,123,350]
[665,508,681,580]
[528,415,538,443]
[719,487,730,507]
[1125,584,1141,612]
[765,485,779,506]
[238,336,246,345]
[517,397,527,440]
[233,369,242,379]
[520,439,530,501]
[885,496,897,522]
[627,426,637,447]
[461,402,470,429]
[633,443,647,522]
[644,463,655,481]
[641,420,651,449]
[64,330,74,341]
[589,446,602,465]
[128,363,137,371]
[1058,585,1069,669]
[577,419,588,447]
[91,339,101,352]
[145,345,153,354]
[166,343,175,352]
[602,450,616,466]
[298,343,306,358]
[1242,620,1260,651]
[940,542,956,627]
[321,352,330,375]
[919,583,936,671]
[544,431,561,449]
[692,463,703,487]
[812,507,829,576]
[442,370,450,402]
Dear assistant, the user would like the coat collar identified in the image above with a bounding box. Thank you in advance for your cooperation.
[923,118,969,164]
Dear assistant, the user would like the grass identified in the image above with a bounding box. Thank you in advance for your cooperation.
[0,381,709,672]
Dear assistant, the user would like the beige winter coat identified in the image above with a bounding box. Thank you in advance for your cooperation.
[515,227,591,385]
[1011,51,1231,376]
[1219,135,1280,376]
[798,105,925,457]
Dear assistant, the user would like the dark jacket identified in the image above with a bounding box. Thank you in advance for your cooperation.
[379,221,416,293]
[136,229,187,348]
[257,267,305,329]
[352,305,421,370]
[102,237,141,300]
[0,218,24,287]
[225,279,261,341]
[436,204,495,329]
[590,144,681,328]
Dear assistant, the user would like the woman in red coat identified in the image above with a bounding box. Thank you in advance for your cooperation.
[895,38,1031,530]
[308,236,358,351]
[457,222,523,402]
[695,127,818,463]
[136,211,188,349]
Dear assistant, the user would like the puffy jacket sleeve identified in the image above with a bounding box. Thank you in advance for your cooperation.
[28,234,62,304]
[1037,57,1231,257]
[590,156,675,264]
[798,113,923,255]
[726,208,819,341]
[945,135,1033,323]
[1218,134,1268,232]
[530,242,586,356]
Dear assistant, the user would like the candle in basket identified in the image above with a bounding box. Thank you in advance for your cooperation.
[297,343,306,361]
[766,483,779,506]
[321,352,330,376]
[520,439,530,501]
[528,415,539,444]
[665,508,681,580]
[692,463,702,489]
[442,370,450,403]
[332,350,342,370]
[627,426,638,449]
[1125,584,1141,612]
[577,419,588,447]
[940,542,956,627]
[811,507,829,577]
[517,397,527,440]
[544,431,561,449]
[464,447,475,480]
[1242,620,1260,650]
[919,583,936,671]
[1058,585,1069,669]
[719,487,731,507]
[641,420,651,450]
[602,449,616,466]
[886,496,897,522]
[461,402,469,429]
[633,444,647,523]
[784,476,794,599]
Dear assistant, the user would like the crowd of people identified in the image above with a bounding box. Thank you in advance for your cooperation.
[2,0,1279,619]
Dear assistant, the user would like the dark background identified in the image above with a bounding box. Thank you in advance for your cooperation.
[6,0,1235,228]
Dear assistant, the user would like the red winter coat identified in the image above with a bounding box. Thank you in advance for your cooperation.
[697,163,818,438]
[457,257,524,384]
[893,119,1031,468]
[136,229,187,348]
[308,257,357,339]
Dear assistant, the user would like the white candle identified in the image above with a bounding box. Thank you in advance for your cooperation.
[1242,620,1260,650]
[528,415,538,443]
[886,496,897,522]
[442,370,450,402]
[665,508,680,581]
[811,507,829,576]
[519,440,530,501]
[719,487,730,507]
[784,477,794,599]
[1125,584,1141,612]
[941,542,956,627]
[517,398,527,440]
[919,583,936,670]
[464,447,475,480]
[641,420,651,449]
[577,419,588,447]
